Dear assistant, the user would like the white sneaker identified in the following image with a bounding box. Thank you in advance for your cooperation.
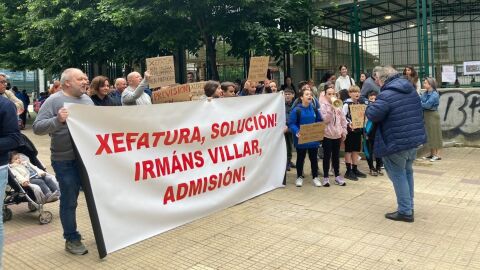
[312,177,322,187]
[430,156,442,162]
[295,177,304,187]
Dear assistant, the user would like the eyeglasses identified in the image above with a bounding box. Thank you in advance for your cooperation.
[0,80,7,84]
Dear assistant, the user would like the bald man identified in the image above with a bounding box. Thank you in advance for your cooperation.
[33,68,93,255]
[109,78,127,106]
[122,71,151,105]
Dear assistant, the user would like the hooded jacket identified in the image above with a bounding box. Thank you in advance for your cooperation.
[288,102,322,149]
[319,96,347,140]
[365,74,426,158]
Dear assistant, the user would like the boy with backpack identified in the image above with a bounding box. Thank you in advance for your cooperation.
[342,85,367,181]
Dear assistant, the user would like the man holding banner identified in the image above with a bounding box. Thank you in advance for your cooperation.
[33,68,94,255]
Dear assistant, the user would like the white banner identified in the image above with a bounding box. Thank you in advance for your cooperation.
[67,93,286,256]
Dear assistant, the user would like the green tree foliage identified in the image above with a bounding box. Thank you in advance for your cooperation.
[18,0,127,74]
[99,0,253,80]
[0,1,34,70]
[227,0,321,63]
[0,0,321,79]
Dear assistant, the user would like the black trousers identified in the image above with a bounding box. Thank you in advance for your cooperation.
[296,147,319,178]
[285,131,293,162]
[366,139,383,170]
[322,138,341,177]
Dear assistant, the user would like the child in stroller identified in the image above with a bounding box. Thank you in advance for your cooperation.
[9,151,60,203]
[3,134,56,224]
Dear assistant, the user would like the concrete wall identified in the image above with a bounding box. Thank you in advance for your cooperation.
[438,88,480,147]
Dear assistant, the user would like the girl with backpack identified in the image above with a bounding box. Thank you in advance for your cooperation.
[288,87,323,187]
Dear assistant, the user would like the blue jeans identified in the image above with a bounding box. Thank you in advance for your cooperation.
[382,149,416,216]
[51,160,82,241]
[0,165,8,268]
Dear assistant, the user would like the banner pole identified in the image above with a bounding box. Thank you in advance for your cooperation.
[71,136,108,259]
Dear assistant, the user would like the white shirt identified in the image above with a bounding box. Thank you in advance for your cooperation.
[335,75,355,93]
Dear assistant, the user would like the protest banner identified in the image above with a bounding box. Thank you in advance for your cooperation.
[67,93,286,258]
[248,56,269,82]
[151,84,191,103]
[350,104,367,129]
[146,56,176,88]
[189,81,207,100]
[298,122,325,144]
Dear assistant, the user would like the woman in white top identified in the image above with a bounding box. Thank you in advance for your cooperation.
[335,65,355,93]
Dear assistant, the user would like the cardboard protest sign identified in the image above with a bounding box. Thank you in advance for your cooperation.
[298,122,325,144]
[248,56,269,82]
[188,81,207,100]
[350,104,367,129]
[146,56,176,88]
[67,93,286,258]
[151,84,190,104]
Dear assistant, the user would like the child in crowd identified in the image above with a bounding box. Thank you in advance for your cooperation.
[364,91,383,176]
[342,85,367,181]
[220,82,236,97]
[288,88,323,187]
[239,80,257,96]
[284,88,296,172]
[9,151,60,203]
[204,80,223,98]
[319,85,347,186]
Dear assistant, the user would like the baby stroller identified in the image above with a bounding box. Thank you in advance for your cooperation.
[4,134,55,224]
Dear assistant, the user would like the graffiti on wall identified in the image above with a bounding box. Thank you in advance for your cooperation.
[439,90,480,137]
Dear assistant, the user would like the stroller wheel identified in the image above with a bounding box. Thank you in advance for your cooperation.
[28,202,37,212]
[39,211,53,225]
[3,208,13,222]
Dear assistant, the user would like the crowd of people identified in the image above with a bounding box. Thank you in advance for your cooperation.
[0,62,445,264]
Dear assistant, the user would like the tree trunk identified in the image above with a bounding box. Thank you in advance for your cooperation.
[205,35,219,81]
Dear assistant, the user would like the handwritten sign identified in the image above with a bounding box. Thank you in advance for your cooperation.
[189,81,207,100]
[350,104,367,129]
[298,122,325,144]
[151,84,190,104]
[146,56,176,88]
[248,56,269,83]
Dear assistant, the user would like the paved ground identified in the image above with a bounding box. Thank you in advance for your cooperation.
[3,125,480,269]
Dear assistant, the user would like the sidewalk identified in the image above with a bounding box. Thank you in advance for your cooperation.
[4,128,480,269]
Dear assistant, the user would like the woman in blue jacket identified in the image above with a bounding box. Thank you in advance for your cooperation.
[288,88,323,187]
[421,77,443,161]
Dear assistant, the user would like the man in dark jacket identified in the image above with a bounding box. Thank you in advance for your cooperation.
[365,66,426,223]
[360,66,381,99]
[0,73,22,267]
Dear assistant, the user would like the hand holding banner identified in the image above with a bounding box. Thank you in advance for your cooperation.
[67,94,286,257]
[298,122,325,144]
